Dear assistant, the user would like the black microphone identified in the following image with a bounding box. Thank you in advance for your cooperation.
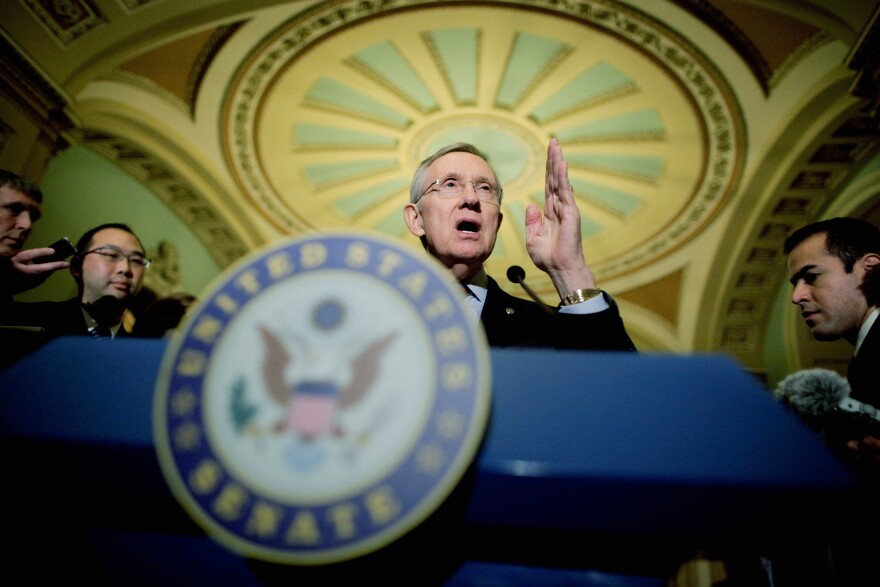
[507,265,554,315]
[506,265,526,283]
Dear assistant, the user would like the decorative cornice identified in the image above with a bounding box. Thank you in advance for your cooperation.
[0,35,73,153]
[675,0,773,96]
[847,3,880,112]
[223,0,744,284]
[76,128,249,269]
[20,0,107,47]
[715,110,880,362]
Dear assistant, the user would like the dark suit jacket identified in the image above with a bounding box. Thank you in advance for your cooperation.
[479,276,635,351]
[1,297,132,339]
[1,298,85,368]
[849,318,879,408]
[0,259,16,306]
[1,297,137,368]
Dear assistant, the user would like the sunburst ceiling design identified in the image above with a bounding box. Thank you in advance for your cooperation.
[3,0,878,376]
[225,1,743,293]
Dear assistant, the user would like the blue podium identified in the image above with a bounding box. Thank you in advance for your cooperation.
[0,338,863,586]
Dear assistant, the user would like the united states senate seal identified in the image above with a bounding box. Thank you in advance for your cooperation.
[153,231,491,565]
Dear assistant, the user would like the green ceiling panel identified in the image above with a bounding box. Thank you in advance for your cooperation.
[332,177,410,218]
[496,33,570,109]
[294,123,398,148]
[374,207,408,236]
[555,109,665,141]
[350,42,438,112]
[571,178,642,217]
[566,153,665,181]
[427,127,527,185]
[579,214,604,237]
[306,77,412,128]
[304,159,398,187]
[530,61,635,123]
[424,29,478,104]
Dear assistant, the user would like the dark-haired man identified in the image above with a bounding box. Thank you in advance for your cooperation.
[4,223,150,339]
[403,139,634,351]
[786,218,880,407]
[783,217,880,587]
[785,217,880,463]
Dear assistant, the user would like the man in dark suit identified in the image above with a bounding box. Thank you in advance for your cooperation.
[402,139,634,351]
[785,217,880,460]
[784,217,880,587]
[4,222,150,340]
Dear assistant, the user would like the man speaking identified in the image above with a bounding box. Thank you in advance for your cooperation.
[403,139,635,351]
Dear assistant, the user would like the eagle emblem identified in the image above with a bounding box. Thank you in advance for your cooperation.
[258,323,398,442]
[154,231,490,565]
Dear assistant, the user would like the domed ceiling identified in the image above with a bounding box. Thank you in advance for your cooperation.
[226,2,739,289]
[2,0,879,382]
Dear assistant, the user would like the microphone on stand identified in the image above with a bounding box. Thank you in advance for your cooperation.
[507,265,555,315]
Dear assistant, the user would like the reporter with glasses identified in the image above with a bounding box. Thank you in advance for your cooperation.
[402,139,634,350]
[2,223,150,341]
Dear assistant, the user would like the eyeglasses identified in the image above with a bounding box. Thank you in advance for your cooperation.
[82,245,151,269]
[420,178,502,204]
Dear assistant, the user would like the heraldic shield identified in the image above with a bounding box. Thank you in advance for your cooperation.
[153,231,492,566]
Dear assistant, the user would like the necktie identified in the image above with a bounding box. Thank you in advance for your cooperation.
[89,326,112,339]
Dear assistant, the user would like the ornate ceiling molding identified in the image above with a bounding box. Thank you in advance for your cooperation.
[20,0,107,47]
[75,128,251,268]
[222,0,745,291]
[710,106,880,364]
[847,3,880,113]
[0,35,73,158]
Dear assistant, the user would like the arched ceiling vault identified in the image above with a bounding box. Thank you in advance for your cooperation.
[2,0,879,379]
